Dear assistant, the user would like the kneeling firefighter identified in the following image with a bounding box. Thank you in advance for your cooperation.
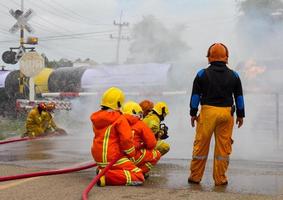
[143,102,170,156]
[188,43,245,186]
[122,101,161,175]
[90,87,144,186]
[25,103,47,137]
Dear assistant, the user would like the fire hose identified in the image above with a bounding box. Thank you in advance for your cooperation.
[0,131,66,145]
[0,137,31,145]
[0,162,97,182]
[82,156,120,200]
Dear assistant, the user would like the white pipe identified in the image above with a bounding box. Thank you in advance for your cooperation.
[41,91,187,97]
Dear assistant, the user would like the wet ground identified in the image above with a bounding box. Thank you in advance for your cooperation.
[0,134,283,197]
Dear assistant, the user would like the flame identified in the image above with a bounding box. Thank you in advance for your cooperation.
[243,59,266,79]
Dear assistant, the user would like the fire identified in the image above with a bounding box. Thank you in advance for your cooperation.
[243,59,266,79]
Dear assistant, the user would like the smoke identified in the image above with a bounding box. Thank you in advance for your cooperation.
[52,0,283,163]
[127,15,190,63]
[3,0,282,164]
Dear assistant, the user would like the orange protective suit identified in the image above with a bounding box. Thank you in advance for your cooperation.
[124,114,161,174]
[189,105,234,185]
[91,110,144,186]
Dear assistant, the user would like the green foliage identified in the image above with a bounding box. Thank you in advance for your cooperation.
[41,54,74,69]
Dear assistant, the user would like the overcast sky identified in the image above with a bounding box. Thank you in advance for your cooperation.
[0,0,238,69]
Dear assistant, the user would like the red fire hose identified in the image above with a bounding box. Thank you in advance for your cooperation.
[0,162,97,182]
[0,132,66,145]
[0,137,31,145]
[82,156,120,200]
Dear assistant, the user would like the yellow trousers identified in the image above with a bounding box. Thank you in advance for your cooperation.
[189,105,234,185]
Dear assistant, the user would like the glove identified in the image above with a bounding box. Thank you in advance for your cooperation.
[160,133,169,140]
[159,123,169,140]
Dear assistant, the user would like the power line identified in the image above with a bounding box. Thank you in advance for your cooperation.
[0,29,116,43]
[0,1,11,9]
[47,0,110,26]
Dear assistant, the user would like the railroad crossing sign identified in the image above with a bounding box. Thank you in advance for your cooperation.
[9,8,34,33]
[19,51,44,77]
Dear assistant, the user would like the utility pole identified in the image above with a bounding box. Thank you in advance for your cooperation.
[20,0,24,46]
[19,0,25,94]
[110,11,130,64]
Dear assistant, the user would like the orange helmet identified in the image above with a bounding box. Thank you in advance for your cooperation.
[139,100,154,117]
[46,102,56,111]
[207,43,229,63]
[38,102,47,111]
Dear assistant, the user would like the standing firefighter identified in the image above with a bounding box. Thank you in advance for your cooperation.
[122,101,161,176]
[90,87,144,186]
[188,43,245,186]
[143,102,170,156]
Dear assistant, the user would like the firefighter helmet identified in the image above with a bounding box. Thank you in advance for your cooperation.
[46,102,56,111]
[139,99,154,117]
[122,101,143,118]
[153,102,169,116]
[101,87,125,110]
[207,43,229,63]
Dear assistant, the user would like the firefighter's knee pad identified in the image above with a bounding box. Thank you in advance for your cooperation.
[156,140,170,156]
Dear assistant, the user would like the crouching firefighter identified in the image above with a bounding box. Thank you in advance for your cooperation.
[24,103,47,138]
[122,101,161,176]
[90,87,144,186]
[143,102,170,156]
[188,43,245,186]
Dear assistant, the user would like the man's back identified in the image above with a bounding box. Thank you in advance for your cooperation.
[190,61,244,118]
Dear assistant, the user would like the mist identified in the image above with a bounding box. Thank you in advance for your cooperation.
[1,0,282,163]
[51,0,283,163]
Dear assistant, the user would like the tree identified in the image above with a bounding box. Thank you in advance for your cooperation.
[127,15,189,63]
[45,57,73,69]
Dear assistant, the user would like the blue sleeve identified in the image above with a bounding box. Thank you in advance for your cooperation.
[233,71,245,117]
[189,69,204,116]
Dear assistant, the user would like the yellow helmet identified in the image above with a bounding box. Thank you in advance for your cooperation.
[101,87,125,110]
[122,101,143,118]
[153,102,169,116]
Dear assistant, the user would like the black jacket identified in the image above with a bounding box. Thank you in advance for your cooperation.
[189,61,245,118]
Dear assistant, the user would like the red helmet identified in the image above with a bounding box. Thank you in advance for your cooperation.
[38,102,47,110]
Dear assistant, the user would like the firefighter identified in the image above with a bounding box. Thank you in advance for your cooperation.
[143,102,170,156]
[90,87,144,186]
[188,43,245,186]
[122,101,161,176]
[139,99,154,118]
[24,103,47,138]
[41,102,66,136]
